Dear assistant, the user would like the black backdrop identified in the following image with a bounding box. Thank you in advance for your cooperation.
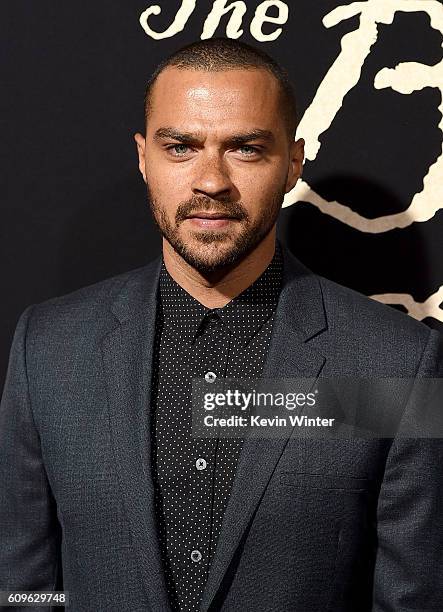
[2,0,443,392]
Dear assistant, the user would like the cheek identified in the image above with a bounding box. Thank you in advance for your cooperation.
[145,167,181,201]
[236,168,285,204]
[146,156,190,198]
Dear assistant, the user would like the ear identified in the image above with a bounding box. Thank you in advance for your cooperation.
[134,132,147,183]
[285,137,304,193]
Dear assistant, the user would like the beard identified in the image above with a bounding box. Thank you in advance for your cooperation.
[146,183,285,274]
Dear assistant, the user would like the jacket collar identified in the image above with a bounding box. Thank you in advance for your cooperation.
[109,240,327,343]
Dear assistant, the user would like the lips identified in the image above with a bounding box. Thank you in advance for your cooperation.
[186,212,237,219]
[185,213,238,229]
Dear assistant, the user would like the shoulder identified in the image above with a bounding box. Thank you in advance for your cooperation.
[280,243,433,354]
[318,274,428,335]
[315,274,440,375]
[23,258,159,343]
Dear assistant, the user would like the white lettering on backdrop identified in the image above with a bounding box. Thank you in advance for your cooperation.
[286,0,443,237]
[139,1,288,42]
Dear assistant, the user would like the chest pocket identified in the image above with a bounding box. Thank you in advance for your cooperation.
[279,472,371,492]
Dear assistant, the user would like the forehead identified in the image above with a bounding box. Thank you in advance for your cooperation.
[147,66,284,136]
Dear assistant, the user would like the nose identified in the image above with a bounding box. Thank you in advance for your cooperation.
[190,151,234,200]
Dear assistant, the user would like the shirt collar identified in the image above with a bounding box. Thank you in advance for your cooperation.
[158,240,283,347]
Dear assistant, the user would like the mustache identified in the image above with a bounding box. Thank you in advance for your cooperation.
[175,196,248,223]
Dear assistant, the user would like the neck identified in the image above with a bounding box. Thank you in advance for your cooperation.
[162,230,277,309]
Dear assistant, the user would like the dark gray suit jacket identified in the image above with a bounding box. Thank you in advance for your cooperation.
[1,244,442,611]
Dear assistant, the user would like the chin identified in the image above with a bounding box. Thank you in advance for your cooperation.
[177,239,244,273]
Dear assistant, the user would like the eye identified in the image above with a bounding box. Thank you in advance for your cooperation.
[166,144,191,157]
[238,145,260,156]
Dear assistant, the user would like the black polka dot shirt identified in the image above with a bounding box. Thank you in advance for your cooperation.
[150,240,283,611]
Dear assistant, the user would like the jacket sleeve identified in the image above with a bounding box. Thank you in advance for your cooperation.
[372,328,443,611]
[0,306,63,611]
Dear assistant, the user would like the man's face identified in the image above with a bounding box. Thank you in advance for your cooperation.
[135,66,304,273]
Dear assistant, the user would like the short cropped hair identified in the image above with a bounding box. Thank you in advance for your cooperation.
[143,37,297,141]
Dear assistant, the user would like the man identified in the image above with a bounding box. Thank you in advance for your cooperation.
[0,37,442,612]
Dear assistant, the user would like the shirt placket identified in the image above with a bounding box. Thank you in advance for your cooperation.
[188,314,230,579]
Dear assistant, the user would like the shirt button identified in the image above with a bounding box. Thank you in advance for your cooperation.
[205,371,217,383]
[195,458,207,471]
[191,549,202,563]
[207,312,220,326]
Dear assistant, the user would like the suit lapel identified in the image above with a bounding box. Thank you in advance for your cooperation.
[100,244,328,612]
[100,256,172,612]
[200,245,328,612]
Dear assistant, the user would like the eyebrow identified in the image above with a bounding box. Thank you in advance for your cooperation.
[153,127,275,147]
